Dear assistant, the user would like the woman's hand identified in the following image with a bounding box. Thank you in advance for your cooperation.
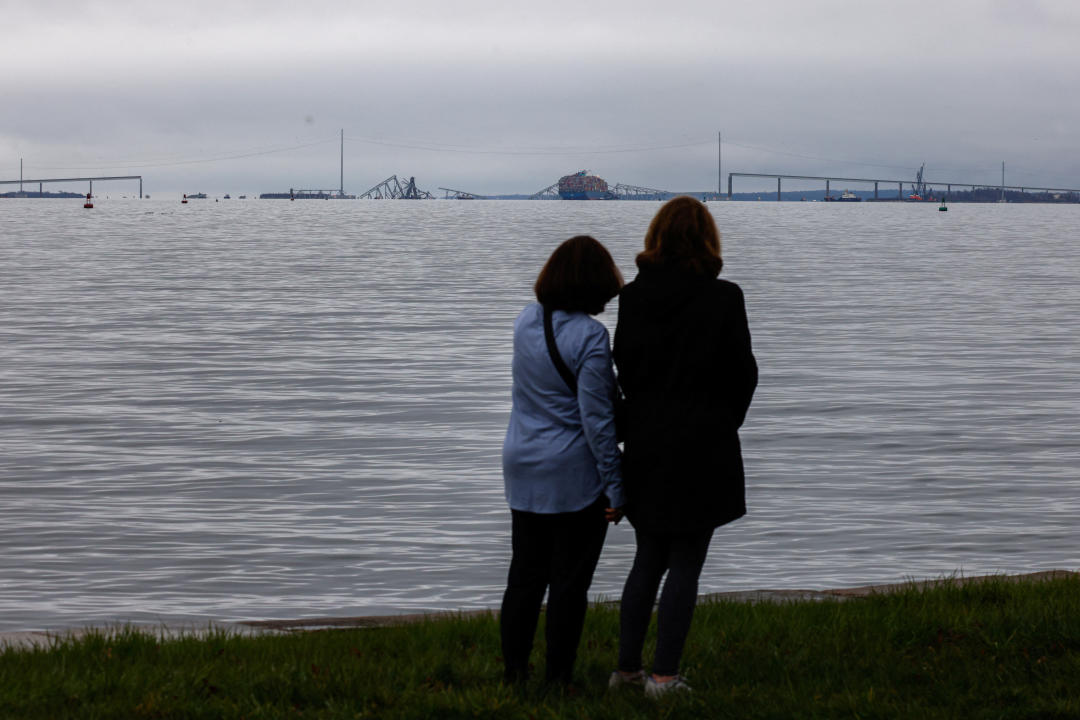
[605,506,624,524]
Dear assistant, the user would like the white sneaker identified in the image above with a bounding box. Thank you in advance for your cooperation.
[608,669,647,688]
[645,674,692,697]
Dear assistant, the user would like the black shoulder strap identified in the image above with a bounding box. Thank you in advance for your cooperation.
[543,305,578,394]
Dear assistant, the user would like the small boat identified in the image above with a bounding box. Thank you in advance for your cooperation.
[224,194,231,199]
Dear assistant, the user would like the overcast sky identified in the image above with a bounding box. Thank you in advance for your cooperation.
[2,0,1078,195]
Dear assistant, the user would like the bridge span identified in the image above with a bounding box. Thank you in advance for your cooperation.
[727,172,1080,201]
[1,175,144,198]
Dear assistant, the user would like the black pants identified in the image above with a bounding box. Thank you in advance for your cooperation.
[500,496,608,684]
[618,527,714,677]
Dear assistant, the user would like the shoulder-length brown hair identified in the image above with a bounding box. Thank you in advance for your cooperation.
[534,235,624,315]
[637,196,723,276]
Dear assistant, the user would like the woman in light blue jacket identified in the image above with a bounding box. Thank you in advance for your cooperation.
[501,235,626,685]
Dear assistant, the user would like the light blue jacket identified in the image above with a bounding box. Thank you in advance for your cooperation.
[502,303,625,513]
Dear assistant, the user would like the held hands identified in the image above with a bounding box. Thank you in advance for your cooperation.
[605,506,624,524]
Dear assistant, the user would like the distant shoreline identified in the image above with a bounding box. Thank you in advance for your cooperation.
[0,191,86,199]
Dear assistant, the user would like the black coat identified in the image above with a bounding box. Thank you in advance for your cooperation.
[614,264,757,534]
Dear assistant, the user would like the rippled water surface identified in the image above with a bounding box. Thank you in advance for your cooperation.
[1,198,1078,631]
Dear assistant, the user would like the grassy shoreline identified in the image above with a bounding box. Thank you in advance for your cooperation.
[3,573,1079,718]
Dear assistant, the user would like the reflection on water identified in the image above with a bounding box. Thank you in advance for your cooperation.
[1,199,1078,631]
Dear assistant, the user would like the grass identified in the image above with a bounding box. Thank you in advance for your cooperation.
[2,575,1079,719]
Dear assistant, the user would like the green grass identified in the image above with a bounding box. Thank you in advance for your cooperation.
[3,575,1079,719]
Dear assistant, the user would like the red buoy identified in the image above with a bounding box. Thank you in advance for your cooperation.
[83,192,94,209]
[182,194,189,204]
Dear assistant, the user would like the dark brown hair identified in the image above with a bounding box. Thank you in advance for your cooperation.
[637,196,723,276]
[534,235,624,315]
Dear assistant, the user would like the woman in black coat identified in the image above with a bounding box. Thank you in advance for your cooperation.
[609,196,757,697]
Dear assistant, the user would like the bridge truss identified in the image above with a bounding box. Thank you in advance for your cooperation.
[610,183,672,200]
[438,187,489,200]
[358,175,434,199]
[528,182,560,199]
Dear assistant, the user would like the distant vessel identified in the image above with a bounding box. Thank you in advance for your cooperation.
[259,190,355,200]
[558,170,613,200]
[186,192,207,199]
[906,164,936,201]
[825,190,861,202]
[261,129,356,200]
[223,194,231,199]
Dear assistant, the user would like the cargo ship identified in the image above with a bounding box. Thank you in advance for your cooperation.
[558,170,613,200]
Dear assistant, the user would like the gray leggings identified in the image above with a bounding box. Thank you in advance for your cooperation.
[617,527,714,677]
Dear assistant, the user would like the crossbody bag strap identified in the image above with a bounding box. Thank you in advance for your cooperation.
[542,305,578,394]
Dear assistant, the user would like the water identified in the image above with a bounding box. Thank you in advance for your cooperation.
[1,198,1078,632]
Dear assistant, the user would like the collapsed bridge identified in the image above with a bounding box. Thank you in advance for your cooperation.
[358,175,434,199]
